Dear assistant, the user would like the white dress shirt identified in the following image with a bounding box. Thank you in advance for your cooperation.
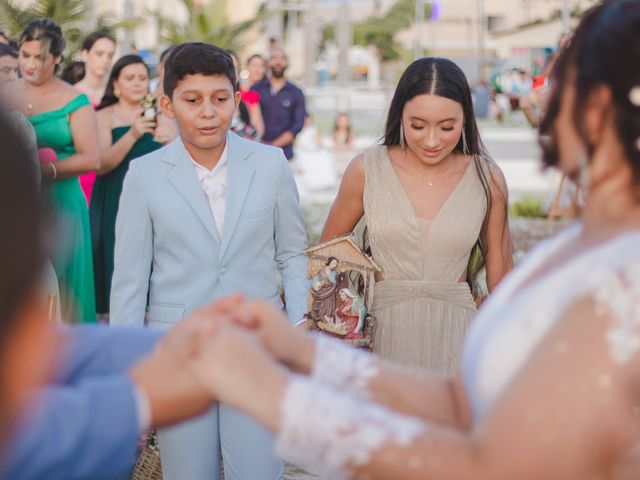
[190,140,229,236]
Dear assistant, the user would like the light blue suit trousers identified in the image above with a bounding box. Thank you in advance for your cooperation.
[110,133,308,480]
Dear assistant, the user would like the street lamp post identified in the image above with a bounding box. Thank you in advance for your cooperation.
[477,0,485,82]
[288,0,298,45]
[266,0,319,86]
[414,0,425,60]
[267,0,285,44]
[123,0,135,53]
[303,0,318,87]
[84,0,96,32]
[562,0,571,33]
[336,0,351,86]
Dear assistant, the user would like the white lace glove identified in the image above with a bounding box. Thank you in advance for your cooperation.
[595,261,640,364]
[310,335,379,398]
[275,375,424,478]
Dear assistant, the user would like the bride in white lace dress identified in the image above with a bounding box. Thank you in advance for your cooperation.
[189,2,640,478]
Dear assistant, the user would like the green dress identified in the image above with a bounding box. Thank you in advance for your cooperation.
[90,127,162,314]
[29,94,96,324]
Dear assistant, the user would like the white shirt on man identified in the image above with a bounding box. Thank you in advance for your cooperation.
[189,139,228,236]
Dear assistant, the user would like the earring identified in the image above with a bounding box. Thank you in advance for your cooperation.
[399,122,406,154]
[461,127,470,155]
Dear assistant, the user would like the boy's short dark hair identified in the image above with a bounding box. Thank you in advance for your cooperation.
[159,45,174,65]
[163,42,237,99]
[0,43,17,59]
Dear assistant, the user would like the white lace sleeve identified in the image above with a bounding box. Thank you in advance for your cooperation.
[594,262,640,364]
[275,375,424,478]
[311,334,379,398]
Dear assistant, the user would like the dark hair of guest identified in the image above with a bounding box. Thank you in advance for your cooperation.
[60,61,85,85]
[0,110,46,343]
[97,55,149,111]
[19,18,66,72]
[81,30,115,52]
[0,43,17,59]
[540,0,640,187]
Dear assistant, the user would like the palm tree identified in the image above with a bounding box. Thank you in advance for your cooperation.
[0,0,140,59]
[158,0,267,52]
[0,0,84,42]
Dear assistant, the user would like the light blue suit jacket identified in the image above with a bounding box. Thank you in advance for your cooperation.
[2,326,162,480]
[110,132,308,328]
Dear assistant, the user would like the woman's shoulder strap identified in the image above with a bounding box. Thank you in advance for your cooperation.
[62,93,91,114]
[362,145,388,175]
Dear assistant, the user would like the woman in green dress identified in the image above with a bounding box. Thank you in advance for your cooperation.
[91,55,175,316]
[5,19,100,324]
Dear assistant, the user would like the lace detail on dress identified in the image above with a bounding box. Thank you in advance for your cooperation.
[593,260,640,364]
[312,335,379,398]
[275,376,424,478]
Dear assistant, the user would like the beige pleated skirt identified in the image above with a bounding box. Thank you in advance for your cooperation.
[371,280,477,375]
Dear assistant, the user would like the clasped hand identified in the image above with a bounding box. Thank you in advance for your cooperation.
[129,295,314,430]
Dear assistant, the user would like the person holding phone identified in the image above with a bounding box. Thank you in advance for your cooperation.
[90,55,173,318]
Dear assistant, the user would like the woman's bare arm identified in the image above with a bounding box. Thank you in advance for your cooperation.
[484,163,513,292]
[44,102,100,179]
[247,297,640,480]
[320,154,365,242]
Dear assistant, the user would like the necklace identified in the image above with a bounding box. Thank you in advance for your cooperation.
[412,169,441,187]
[24,78,55,114]
[421,175,435,187]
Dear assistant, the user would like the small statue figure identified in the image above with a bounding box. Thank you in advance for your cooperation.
[335,288,366,340]
[310,257,339,322]
[304,234,382,349]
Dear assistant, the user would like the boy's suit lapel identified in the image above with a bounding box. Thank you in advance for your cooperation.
[164,138,221,243]
[220,132,256,259]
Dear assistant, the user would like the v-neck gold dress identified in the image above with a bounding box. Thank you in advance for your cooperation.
[363,146,487,374]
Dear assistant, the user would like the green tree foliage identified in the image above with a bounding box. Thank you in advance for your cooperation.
[0,0,85,49]
[324,0,431,61]
[0,0,138,60]
[158,0,266,52]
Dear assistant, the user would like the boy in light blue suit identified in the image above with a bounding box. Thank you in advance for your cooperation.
[110,43,308,480]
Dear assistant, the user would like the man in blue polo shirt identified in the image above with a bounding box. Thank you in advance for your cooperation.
[251,46,306,160]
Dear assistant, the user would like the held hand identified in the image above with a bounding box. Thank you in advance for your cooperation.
[158,294,244,354]
[190,326,288,430]
[232,300,316,374]
[129,295,244,428]
[129,334,214,428]
[130,111,157,139]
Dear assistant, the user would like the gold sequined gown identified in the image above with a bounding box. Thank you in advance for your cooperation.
[363,146,487,374]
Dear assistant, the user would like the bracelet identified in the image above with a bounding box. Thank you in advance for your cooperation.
[50,163,57,180]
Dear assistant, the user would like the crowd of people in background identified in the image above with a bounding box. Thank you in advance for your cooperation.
[3,2,640,479]
[0,20,311,326]
[476,33,570,129]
